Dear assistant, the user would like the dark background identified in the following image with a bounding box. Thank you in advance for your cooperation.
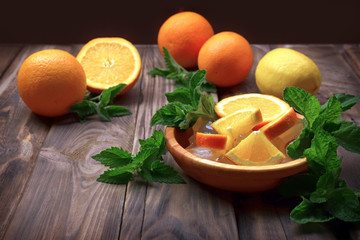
[1,0,359,44]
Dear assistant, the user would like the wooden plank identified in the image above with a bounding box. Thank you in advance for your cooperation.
[0,44,22,77]
[3,44,145,240]
[0,44,54,239]
[120,45,239,239]
[342,44,360,79]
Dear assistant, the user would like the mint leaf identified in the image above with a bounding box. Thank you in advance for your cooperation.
[287,128,314,159]
[278,173,317,198]
[304,128,341,173]
[68,100,97,123]
[151,69,217,130]
[92,147,132,168]
[69,83,131,122]
[281,87,360,224]
[94,130,185,185]
[200,81,217,93]
[283,87,321,128]
[329,121,360,154]
[139,129,166,155]
[180,95,217,129]
[105,105,132,117]
[148,47,216,93]
[97,170,133,184]
[163,47,186,73]
[313,96,342,129]
[327,186,360,222]
[290,198,334,224]
[148,161,186,184]
[321,93,360,112]
[151,102,194,128]
[165,88,192,105]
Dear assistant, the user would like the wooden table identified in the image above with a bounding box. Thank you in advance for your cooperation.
[1,44,360,240]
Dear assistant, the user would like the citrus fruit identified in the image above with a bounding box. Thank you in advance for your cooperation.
[271,118,303,154]
[157,11,214,69]
[76,37,141,94]
[225,131,285,166]
[197,31,253,87]
[214,93,290,127]
[261,107,298,140]
[211,108,263,149]
[196,132,228,150]
[255,48,321,99]
[17,49,86,117]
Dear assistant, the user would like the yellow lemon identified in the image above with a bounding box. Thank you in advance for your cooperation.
[255,48,321,99]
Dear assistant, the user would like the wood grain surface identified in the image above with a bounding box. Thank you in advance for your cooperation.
[0,44,359,240]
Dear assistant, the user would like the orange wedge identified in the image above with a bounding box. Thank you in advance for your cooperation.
[225,131,285,166]
[196,132,228,150]
[262,107,298,140]
[214,94,290,128]
[76,37,142,94]
[271,118,303,154]
[211,108,263,149]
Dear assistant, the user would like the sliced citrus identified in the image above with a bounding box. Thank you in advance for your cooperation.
[262,107,298,140]
[225,131,285,166]
[271,118,303,154]
[214,94,290,126]
[196,132,228,150]
[76,37,142,94]
[211,108,263,149]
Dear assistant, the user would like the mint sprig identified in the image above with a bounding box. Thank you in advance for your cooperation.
[151,70,218,130]
[69,83,131,123]
[148,47,217,93]
[93,130,185,184]
[279,87,360,224]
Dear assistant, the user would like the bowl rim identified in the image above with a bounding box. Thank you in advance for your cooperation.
[165,126,308,174]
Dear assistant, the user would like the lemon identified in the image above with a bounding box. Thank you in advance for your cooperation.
[255,48,321,99]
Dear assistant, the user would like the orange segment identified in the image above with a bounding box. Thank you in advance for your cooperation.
[211,108,263,149]
[76,37,142,94]
[262,107,298,140]
[196,132,228,150]
[214,94,290,124]
[225,131,285,166]
[271,118,303,154]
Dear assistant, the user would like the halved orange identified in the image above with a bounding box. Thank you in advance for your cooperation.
[76,37,142,94]
[214,94,290,128]
[211,108,263,149]
[225,131,285,166]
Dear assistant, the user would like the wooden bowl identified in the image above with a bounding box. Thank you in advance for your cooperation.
[165,127,308,192]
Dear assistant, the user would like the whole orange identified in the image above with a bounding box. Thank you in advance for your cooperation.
[198,31,254,87]
[157,11,214,69]
[17,49,87,117]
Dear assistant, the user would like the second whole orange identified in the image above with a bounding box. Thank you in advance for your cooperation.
[198,31,254,87]
[157,11,214,69]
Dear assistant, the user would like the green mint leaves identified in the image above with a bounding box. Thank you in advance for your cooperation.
[148,47,217,93]
[279,87,360,224]
[69,83,132,123]
[151,69,218,130]
[93,130,186,184]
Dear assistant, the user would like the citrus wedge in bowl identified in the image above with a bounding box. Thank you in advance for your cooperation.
[77,37,142,94]
[214,93,290,129]
[165,127,307,192]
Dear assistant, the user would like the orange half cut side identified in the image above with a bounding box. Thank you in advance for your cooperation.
[76,37,142,94]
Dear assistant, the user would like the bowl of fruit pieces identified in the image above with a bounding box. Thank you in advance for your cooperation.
[165,93,308,192]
